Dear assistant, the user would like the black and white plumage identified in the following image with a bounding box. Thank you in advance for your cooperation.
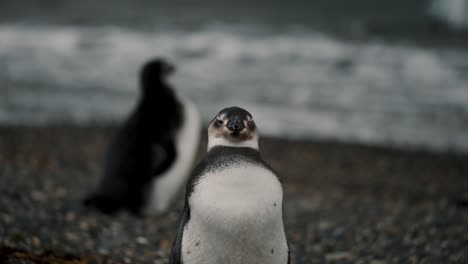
[170,107,289,264]
[83,58,201,216]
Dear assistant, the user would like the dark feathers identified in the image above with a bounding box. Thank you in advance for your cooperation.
[83,58,182,215]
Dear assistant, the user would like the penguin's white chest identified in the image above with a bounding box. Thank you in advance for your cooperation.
[182,165,288,264]
[144,99,201,215]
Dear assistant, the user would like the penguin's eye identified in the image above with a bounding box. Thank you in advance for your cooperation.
[216,119,223,125]
[247,119,256,129]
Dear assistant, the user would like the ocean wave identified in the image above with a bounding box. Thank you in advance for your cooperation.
[0,24,468,151]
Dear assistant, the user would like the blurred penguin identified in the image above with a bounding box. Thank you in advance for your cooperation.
[84,58,201,216]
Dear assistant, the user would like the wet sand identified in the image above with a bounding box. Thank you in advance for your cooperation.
[0,125,467,263]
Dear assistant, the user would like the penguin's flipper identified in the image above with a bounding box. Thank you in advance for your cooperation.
[152,140,176,176]
[169,203,190,264]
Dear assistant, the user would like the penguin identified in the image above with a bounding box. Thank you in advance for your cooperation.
[169,107,289,264]
[83,58,201,216]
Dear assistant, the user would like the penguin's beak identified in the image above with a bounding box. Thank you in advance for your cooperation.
[226,117,245,132]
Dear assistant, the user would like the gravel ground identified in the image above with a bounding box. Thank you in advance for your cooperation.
[0,125,467,264]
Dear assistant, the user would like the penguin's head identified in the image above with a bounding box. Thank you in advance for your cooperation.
[207,106,259,151]
[140,58,175,92]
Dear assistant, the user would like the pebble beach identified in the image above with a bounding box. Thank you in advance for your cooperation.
[0,125,467,263]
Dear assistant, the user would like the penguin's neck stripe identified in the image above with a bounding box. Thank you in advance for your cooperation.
[207,137,259,152]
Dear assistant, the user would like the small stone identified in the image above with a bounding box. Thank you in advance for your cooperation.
[441,240,448,248]
[111,222,122,231]
[31,191,47,202]
[85,239,94,247]
[87,217,98,227]
[2,214,12,224]
[318,221,333,231]
[98,248,109,255]
[55,187,67,198]
[79,220,89,231]
[31,236,40,246]
[66,211,76,222]
[312,244,323,252]
[291,232,301,241]
[160,239,172,250]
[156,250,166,257]
[325,251,352,262]
[137,236,148,245]
[65,232,78,241]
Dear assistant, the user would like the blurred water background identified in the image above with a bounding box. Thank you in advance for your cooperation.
[1,0,468,152]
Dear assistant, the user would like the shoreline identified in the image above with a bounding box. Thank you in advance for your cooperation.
[2,123,467,156]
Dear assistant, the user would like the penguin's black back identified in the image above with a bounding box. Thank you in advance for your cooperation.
[84,58,183,215]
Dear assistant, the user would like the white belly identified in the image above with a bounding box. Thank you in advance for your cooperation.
[182,165,288,264]
[144,98,201,215]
